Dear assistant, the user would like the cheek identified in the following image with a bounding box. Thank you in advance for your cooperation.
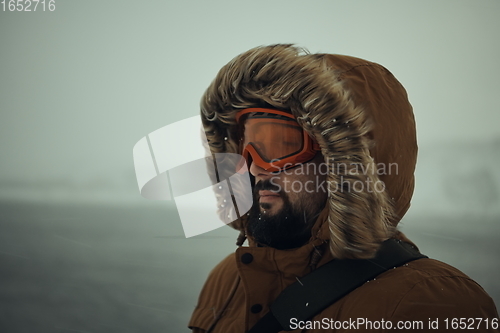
[298,174,328,198]
[285,175,314,198]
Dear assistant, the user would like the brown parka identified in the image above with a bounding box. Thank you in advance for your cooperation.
[189,45,499,332]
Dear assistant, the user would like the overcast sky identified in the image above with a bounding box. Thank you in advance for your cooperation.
[0,0,499,211]
[1,4,499,331]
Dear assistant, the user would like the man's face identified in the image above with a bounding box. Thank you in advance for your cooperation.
[247,153,328,249]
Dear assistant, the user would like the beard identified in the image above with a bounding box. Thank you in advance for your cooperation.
[247,179,323,250]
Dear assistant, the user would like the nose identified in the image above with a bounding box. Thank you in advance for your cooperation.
[249,161,274,180]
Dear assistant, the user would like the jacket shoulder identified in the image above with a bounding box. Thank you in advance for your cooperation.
[387,258,498,326]
[188,253,240,331]
[314,258,498,331]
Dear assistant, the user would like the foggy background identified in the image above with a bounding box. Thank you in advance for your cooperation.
[1,0,499,332]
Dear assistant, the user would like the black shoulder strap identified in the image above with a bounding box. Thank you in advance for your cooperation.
[248,239,428,333]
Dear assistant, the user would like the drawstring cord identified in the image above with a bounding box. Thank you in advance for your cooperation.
[236,230,247,247]
[309,242,326,271]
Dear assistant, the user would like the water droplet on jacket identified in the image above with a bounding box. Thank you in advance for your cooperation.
[223,199,227,202]
[220,204,224,208]
[218,186,222,189]
[224,137,228,141]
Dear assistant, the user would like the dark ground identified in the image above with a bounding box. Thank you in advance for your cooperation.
[0,201,498,333]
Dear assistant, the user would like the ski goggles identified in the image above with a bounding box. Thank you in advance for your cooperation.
[236,108,320,172]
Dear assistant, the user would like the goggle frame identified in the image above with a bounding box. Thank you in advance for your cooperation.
[235,108,321,172]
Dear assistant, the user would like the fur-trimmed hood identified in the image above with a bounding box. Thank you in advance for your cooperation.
[201,44,417,259]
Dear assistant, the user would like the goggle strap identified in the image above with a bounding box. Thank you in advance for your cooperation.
[235,108,296,122]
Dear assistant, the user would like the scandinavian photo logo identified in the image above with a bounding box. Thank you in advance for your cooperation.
[132,116,253,237]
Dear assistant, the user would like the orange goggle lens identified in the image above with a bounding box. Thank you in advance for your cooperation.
[236,108,320,172]
[243,117,304,162]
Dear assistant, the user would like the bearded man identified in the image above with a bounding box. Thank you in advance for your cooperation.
[188,44,498,332]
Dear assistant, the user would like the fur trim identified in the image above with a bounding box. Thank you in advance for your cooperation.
[201,44,401,259]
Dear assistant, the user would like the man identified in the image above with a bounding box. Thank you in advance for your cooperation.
[189,44,498,332]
